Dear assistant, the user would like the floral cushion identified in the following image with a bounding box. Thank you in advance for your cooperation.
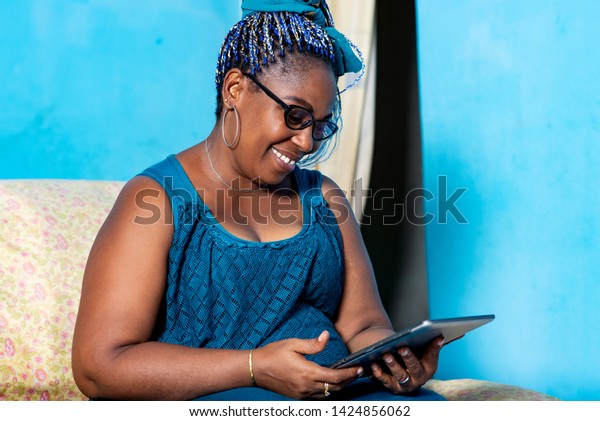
[0,180,124,400]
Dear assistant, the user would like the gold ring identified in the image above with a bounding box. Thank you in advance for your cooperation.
[324,382,331,397]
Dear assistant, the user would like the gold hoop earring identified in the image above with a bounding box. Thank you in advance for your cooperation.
[221,105,240,148]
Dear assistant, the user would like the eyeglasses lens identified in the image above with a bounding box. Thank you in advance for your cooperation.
[313,122,336,140]
[286,107,312,130]
[285,106,337,141]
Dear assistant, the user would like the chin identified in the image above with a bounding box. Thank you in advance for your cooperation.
[263,170,294,189]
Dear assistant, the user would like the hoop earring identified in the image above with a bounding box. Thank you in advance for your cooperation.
[221,105,240,148]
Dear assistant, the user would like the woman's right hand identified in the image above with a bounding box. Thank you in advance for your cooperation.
[252,331,363,399]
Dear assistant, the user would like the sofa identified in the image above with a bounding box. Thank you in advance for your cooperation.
[0,179,559,401]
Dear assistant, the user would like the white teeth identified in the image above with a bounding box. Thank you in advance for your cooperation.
[271,148,296,166]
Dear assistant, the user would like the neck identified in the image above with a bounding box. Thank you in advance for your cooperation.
[203,137,268,193]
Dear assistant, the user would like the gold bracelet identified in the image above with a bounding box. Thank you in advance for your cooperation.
[249,349,257,387]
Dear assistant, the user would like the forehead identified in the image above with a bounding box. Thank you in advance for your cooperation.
[260,62,338,114]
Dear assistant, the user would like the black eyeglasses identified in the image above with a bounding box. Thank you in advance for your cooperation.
[242,72,339,141]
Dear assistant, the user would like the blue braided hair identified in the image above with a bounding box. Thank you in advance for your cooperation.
[215,10,343,167]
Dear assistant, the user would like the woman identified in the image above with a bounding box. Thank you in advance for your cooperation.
[71,0,445,401]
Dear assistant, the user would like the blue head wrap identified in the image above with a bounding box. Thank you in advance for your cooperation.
[241,0,364,80]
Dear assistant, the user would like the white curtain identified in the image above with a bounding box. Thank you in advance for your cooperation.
[316,0,376,222]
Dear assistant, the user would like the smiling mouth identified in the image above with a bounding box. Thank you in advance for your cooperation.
[271,147,298,166]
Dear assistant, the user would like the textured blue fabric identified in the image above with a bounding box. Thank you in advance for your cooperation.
[137,154,445,401]
[138,154,348,366]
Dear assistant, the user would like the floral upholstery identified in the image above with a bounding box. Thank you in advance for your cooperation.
[0,179,558,401]
[0,180,124,400]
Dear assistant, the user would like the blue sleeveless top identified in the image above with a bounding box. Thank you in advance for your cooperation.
[138,154,349,366]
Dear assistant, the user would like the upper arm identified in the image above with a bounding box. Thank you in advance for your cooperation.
[321,175,393,345]
[72,176,174,372]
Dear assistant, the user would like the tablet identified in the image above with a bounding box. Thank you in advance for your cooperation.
[330,314,495,373]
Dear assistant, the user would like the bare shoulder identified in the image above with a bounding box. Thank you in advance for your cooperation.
[111,175,171,218]
[101,175,174,241]
[320,173,357,227]
[80,175,175,295]
[320,174,346,204]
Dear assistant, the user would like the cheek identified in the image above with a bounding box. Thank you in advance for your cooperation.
[310,140,326,155]
[242,109,288,143]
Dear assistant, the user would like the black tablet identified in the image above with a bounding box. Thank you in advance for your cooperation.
[330,314,495,373]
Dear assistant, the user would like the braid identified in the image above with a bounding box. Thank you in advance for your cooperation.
[216,12,335,109]
[320,1,335,27]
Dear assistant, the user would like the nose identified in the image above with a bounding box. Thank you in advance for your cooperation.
[291,127,315,153]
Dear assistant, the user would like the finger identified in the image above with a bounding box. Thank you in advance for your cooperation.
[319,365,364,386]
[421,337,444,375]
[381,353,411,385]
[291,331,329,356]
[370,362,401,393]
[311,377,350,400]
[398,347,425,380]
[317,380,343,395]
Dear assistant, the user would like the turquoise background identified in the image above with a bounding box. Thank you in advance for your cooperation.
[417,0,600,400]
[0,0,240,180]
[3,0,599,402]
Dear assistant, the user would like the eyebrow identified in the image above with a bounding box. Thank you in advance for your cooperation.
[282,95,334,120]
[282,95,314,112]
[244,72,334,121]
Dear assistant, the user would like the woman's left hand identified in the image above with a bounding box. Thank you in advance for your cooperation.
[370,336,444,394]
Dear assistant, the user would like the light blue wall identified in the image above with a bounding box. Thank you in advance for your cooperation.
[417,0,600,400]
[0,0,241,180]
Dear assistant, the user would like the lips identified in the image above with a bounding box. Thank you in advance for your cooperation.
[271,147,300,167]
